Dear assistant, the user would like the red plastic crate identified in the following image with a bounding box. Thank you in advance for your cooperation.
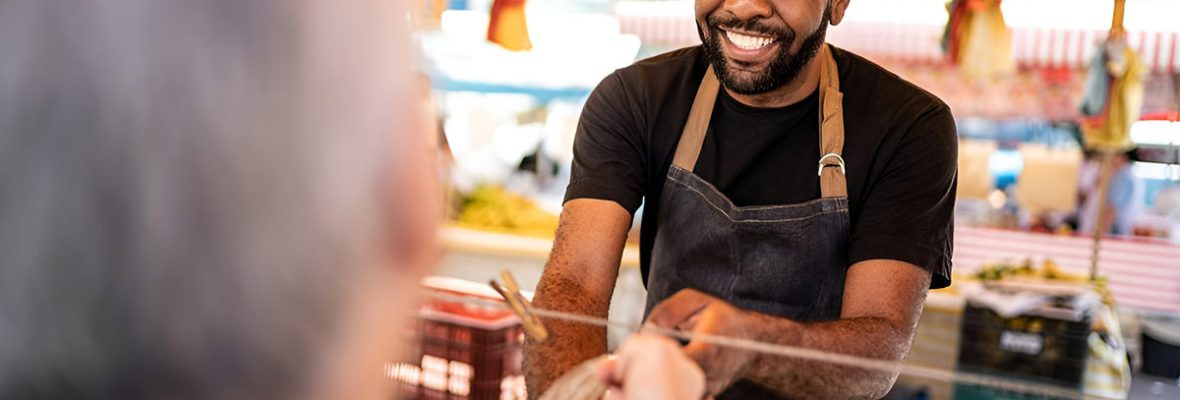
[388,278,527,400]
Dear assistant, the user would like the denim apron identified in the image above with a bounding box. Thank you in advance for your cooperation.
[644,45,850,399]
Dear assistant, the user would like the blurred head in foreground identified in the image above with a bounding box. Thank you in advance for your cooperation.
[0,1,437,398]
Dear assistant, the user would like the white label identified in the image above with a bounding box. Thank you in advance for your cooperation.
[999,331,1044,355]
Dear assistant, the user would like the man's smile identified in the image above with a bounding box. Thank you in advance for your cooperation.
[718,28,781,64]
[724,29,775,50]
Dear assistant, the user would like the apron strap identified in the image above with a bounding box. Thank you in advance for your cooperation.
[817,45,847,198]
[672,44,848,198]
[672,65,721,170]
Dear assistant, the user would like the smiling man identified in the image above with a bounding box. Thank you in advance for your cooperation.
[524,0,958,398]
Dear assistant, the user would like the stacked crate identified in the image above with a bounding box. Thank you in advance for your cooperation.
[390,278,527,400]
[955,289,1093,400]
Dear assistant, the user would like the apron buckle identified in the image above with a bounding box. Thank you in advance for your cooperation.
[817,153,846,177]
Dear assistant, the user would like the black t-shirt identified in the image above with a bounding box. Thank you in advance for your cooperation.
[565,45,957,288]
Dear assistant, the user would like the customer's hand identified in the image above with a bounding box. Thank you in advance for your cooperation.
[597,334,706,400]
[644,289,760,396]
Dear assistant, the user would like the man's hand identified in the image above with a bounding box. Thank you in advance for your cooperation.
[643,289,763,396]
[639,260,929,399]
[597,334,706,400]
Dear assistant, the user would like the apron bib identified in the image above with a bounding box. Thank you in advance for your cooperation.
[644,45,850,399]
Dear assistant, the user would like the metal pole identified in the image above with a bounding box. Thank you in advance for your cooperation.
[1089,152,1115,282]
[1110,0,1127,39]
[1089,0,1129,282]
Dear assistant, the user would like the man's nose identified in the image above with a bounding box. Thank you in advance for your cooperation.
[722,0,773,22]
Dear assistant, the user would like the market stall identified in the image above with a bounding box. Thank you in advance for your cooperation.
[8,1,1180,400]
[401,0,1180,398]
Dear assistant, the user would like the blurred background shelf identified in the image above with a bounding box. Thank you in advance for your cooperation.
[440,225,640,270]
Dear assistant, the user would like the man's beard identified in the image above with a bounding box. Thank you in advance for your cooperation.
[701,11,830,96]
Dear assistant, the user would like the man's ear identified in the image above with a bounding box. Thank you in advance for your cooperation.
[829,0,851,26]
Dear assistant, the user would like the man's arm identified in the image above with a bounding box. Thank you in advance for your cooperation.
[743,259,930,399]
[646,259,930,399]
[523,198,632,397]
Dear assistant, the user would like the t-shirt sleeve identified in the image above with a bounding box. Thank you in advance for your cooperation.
[847,104,958,289]
[563,72,647,214]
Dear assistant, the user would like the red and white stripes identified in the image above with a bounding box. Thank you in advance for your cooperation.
[953,226,1180,313]
[615,9,1180,74]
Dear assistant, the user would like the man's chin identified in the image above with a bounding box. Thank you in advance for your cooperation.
[719,66,773,95]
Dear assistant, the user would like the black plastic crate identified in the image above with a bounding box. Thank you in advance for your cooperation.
[957,303,1091,390]
[952,383,1075,400]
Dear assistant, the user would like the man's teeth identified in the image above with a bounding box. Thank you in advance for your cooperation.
[725,30,774,50]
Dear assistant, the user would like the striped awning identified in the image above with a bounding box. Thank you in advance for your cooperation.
[617,10,1180,74]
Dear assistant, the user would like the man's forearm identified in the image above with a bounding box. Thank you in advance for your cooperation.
[744,314,916,399]
[522,269,611,397]
[521,199,631,398]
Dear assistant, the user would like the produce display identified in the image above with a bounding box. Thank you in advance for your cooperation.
[973,258,1116,307]
[455,185,560,238]
[973,259,1090,283]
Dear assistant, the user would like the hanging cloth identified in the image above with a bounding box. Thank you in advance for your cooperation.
[1084,305,1132,399]
[942,0,1016,80]
[1081,43,1146,151]
[1080,43,1111,117]
[941,0,968,60]
[487,0,532,51]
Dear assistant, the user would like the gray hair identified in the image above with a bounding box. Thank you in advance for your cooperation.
[0,1,417,398]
